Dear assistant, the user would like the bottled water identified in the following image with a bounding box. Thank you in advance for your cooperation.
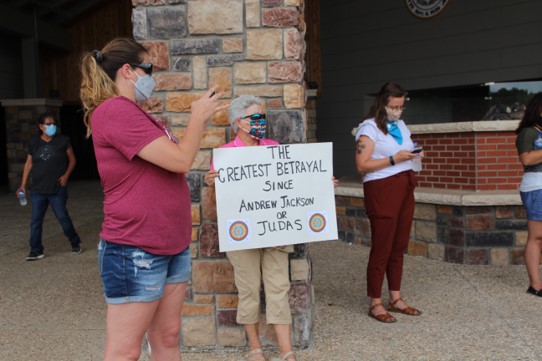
[18,190,27,206]
[534,133,542,150]
[412,142,422,172]
[412,155,422,172]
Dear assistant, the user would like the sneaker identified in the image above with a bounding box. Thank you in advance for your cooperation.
[26,251,44,261]
[71,246,83,254]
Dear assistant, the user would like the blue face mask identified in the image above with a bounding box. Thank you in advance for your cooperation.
[131,72,156,102]
[45,124,57,137]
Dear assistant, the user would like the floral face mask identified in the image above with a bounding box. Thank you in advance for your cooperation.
[240,113,266,139]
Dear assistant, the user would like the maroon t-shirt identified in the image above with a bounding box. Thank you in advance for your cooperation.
[91,96,191,255]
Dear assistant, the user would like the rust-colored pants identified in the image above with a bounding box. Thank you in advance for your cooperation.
[363,170,417,298]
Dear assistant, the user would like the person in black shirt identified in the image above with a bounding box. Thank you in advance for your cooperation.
[18,113,82,260]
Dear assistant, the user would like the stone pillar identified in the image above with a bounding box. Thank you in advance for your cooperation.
[132,0,311,352]
[2,98,63,191]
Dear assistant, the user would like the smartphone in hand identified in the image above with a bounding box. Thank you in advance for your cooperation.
[411,147,423,154]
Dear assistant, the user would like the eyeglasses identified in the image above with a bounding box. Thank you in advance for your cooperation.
[386,105,406,111]
[241,113,266,126]
[130,63,153,75]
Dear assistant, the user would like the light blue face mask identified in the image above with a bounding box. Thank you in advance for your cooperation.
[131,72,156,102]
[45,124,57,137]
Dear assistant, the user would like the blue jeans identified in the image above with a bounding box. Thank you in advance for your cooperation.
[520,189,542,221]
[98,239,191,304]
[29,186,81,253]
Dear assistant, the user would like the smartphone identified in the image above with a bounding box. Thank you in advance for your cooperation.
[411,147,423,154]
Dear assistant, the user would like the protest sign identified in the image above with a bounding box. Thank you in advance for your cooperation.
[213,142,338,252]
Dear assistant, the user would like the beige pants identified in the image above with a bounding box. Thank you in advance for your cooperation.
[227,246,293,325]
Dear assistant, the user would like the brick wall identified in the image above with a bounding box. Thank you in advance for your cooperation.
[476,132,523,191]
[132,0,312,352]
[411,121,523,191]
[414,132,476,190]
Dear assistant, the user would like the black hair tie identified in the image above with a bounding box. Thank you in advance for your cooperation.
[92,50,103,63]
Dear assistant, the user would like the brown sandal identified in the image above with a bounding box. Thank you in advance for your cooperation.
[388,298,422,316]
[367,303,397,323]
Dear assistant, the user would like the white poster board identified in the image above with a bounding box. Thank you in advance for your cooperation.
[213,142,338,252]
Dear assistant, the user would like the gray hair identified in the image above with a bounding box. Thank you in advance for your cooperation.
[228,95,264,133]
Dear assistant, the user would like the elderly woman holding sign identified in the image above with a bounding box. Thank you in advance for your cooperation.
[205,95,297,361]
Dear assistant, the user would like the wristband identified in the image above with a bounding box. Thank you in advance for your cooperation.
[389,155,395,166]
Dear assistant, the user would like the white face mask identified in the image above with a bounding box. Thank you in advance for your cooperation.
[385,107,403,121]
[130,72,156,101]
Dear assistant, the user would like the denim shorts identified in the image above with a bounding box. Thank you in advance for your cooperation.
[520,189,542,221]
[98,239,191,304]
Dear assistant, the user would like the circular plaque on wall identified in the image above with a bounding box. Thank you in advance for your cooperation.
[405,0,451,19]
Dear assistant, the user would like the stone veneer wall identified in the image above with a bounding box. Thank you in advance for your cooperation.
[336,189,527,266]
[131,0,312,351]
[3,99,63,191]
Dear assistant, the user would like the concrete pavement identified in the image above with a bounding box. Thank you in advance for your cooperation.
[0,180,540,361]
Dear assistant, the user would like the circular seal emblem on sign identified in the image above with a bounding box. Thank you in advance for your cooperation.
[405,0,451,19]
[309,213,326,233]
[229,221,249,241]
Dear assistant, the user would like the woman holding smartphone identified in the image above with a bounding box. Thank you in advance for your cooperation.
[354,82,423,323]
[79,37,225,360]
